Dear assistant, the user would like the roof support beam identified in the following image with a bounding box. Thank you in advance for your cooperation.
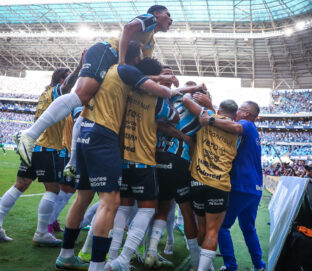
[0,47,31,69]
[264,39,277,89]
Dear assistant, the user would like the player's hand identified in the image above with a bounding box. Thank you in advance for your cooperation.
[158,75,179,88]
[193,92,213,109]
[184,135,194,156]
[170,89,182,96]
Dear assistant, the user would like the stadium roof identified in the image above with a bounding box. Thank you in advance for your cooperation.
[0,0,312,89]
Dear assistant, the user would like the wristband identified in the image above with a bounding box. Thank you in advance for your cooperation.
[208,116,215,126]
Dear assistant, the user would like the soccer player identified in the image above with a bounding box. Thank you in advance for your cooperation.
[0,61,83,243]
[107,58,179,271]
[186,98,239,271]
[218,101,266,271]
[55,42,177,271]
[0,135,6,156]
[145,80,212,270]
[15,5,176,168]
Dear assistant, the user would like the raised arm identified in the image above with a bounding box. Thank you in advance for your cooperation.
[139,79,176,98]
[119,20,142,65]
[61,49,86,94]
[199,111,243,134]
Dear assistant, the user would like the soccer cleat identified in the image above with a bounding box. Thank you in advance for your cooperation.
[33,232,62,247]
[78,250,91,263]
[14,131,35,167]
[220,266,234,271]
[163,240,174,255]
[55,255,89,270]
[144,252,158,268]
[175,223,185,235]
[107,258,132,271]
[81,224,91,231]
[0,228,13,242]
[53,220,64,232]
[63,163,77,179]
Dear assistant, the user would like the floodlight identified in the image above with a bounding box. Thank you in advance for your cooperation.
[295,21,306,31]
[284,28,293,36]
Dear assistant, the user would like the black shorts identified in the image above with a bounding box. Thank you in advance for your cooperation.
[190,179,229,216]
[17,160,37,180]
[31,150,64,183]
[120,166,158,201]
[79,41,118,84]
[156,152,191,203]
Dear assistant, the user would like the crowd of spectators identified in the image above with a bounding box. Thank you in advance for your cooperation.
[0,101,37,111]
[259,131,311,143]
[0,111,34,122]
[255,119,312,127]
[0,92,39,100]
[261,89,312,114]
[0,121,32,145]
[264,160,307,177]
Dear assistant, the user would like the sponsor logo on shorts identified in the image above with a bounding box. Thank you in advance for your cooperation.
[120,183,128,191]
[58,171,62,179]
[89,176,107,187]
[77,137,90,144]
[36,170,45,176]
[118,177,122,187]
[131,186,144,194]
[100,70,106,79]
[207,198,224,206]
[156,163,173,169]
[81,121,95,128]
[193,201,204,210]
[82,63,91,69]
[177,186,190,196]
[190,180,204,187]
[19,164,29,172]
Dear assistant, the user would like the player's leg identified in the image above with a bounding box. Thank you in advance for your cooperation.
[237,192,265,271]
[109,167,157,271]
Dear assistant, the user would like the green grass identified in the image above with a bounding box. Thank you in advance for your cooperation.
[0,150,270,271]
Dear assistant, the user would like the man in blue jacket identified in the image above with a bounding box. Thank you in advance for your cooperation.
[218,101,266,271]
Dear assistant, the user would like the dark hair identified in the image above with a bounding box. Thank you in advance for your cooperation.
[162,65,171,70]
[125,40,142,64]
[147,5,167,14]
[185,81,197,86]
[245,101,260,117]
[219,99,238,116]
[135,57,162,76]
[50,68,70,86]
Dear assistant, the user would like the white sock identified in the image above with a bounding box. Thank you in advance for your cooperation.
[49,190,66,224]
[177,206,184,225]
[36,191,57,234]
[187,238,200,268]
[166,202,176,242]
[68,115,83,167]
[89,261,104,271]
[59,248,74,258]
[148,219,167,254]
[0,186,22,227]
[198,248,216,271]
[126,201,138,226]
[108,206,133,261]
[80,202,99,228]
[26,92,82,140]
[119,208,155,265]
[81,217,94,254]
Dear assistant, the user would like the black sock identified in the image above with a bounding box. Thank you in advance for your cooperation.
[62,227,80,249]
[91,236,112,262]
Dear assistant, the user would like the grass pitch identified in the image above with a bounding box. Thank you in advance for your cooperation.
[0,150,270,271]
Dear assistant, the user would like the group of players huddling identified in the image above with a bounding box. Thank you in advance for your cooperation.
[0,5,266,271]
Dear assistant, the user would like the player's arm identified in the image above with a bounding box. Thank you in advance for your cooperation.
[139,79,176,98]
[61,49,86,94]
[148,74,179,88]
[177,83,207,95]
[156,119,193,145]
[119,19,143,65]
[155,98,179,124]
[199,111,243,134]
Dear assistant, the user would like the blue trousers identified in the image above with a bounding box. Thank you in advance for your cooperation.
[218,191,265,271]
